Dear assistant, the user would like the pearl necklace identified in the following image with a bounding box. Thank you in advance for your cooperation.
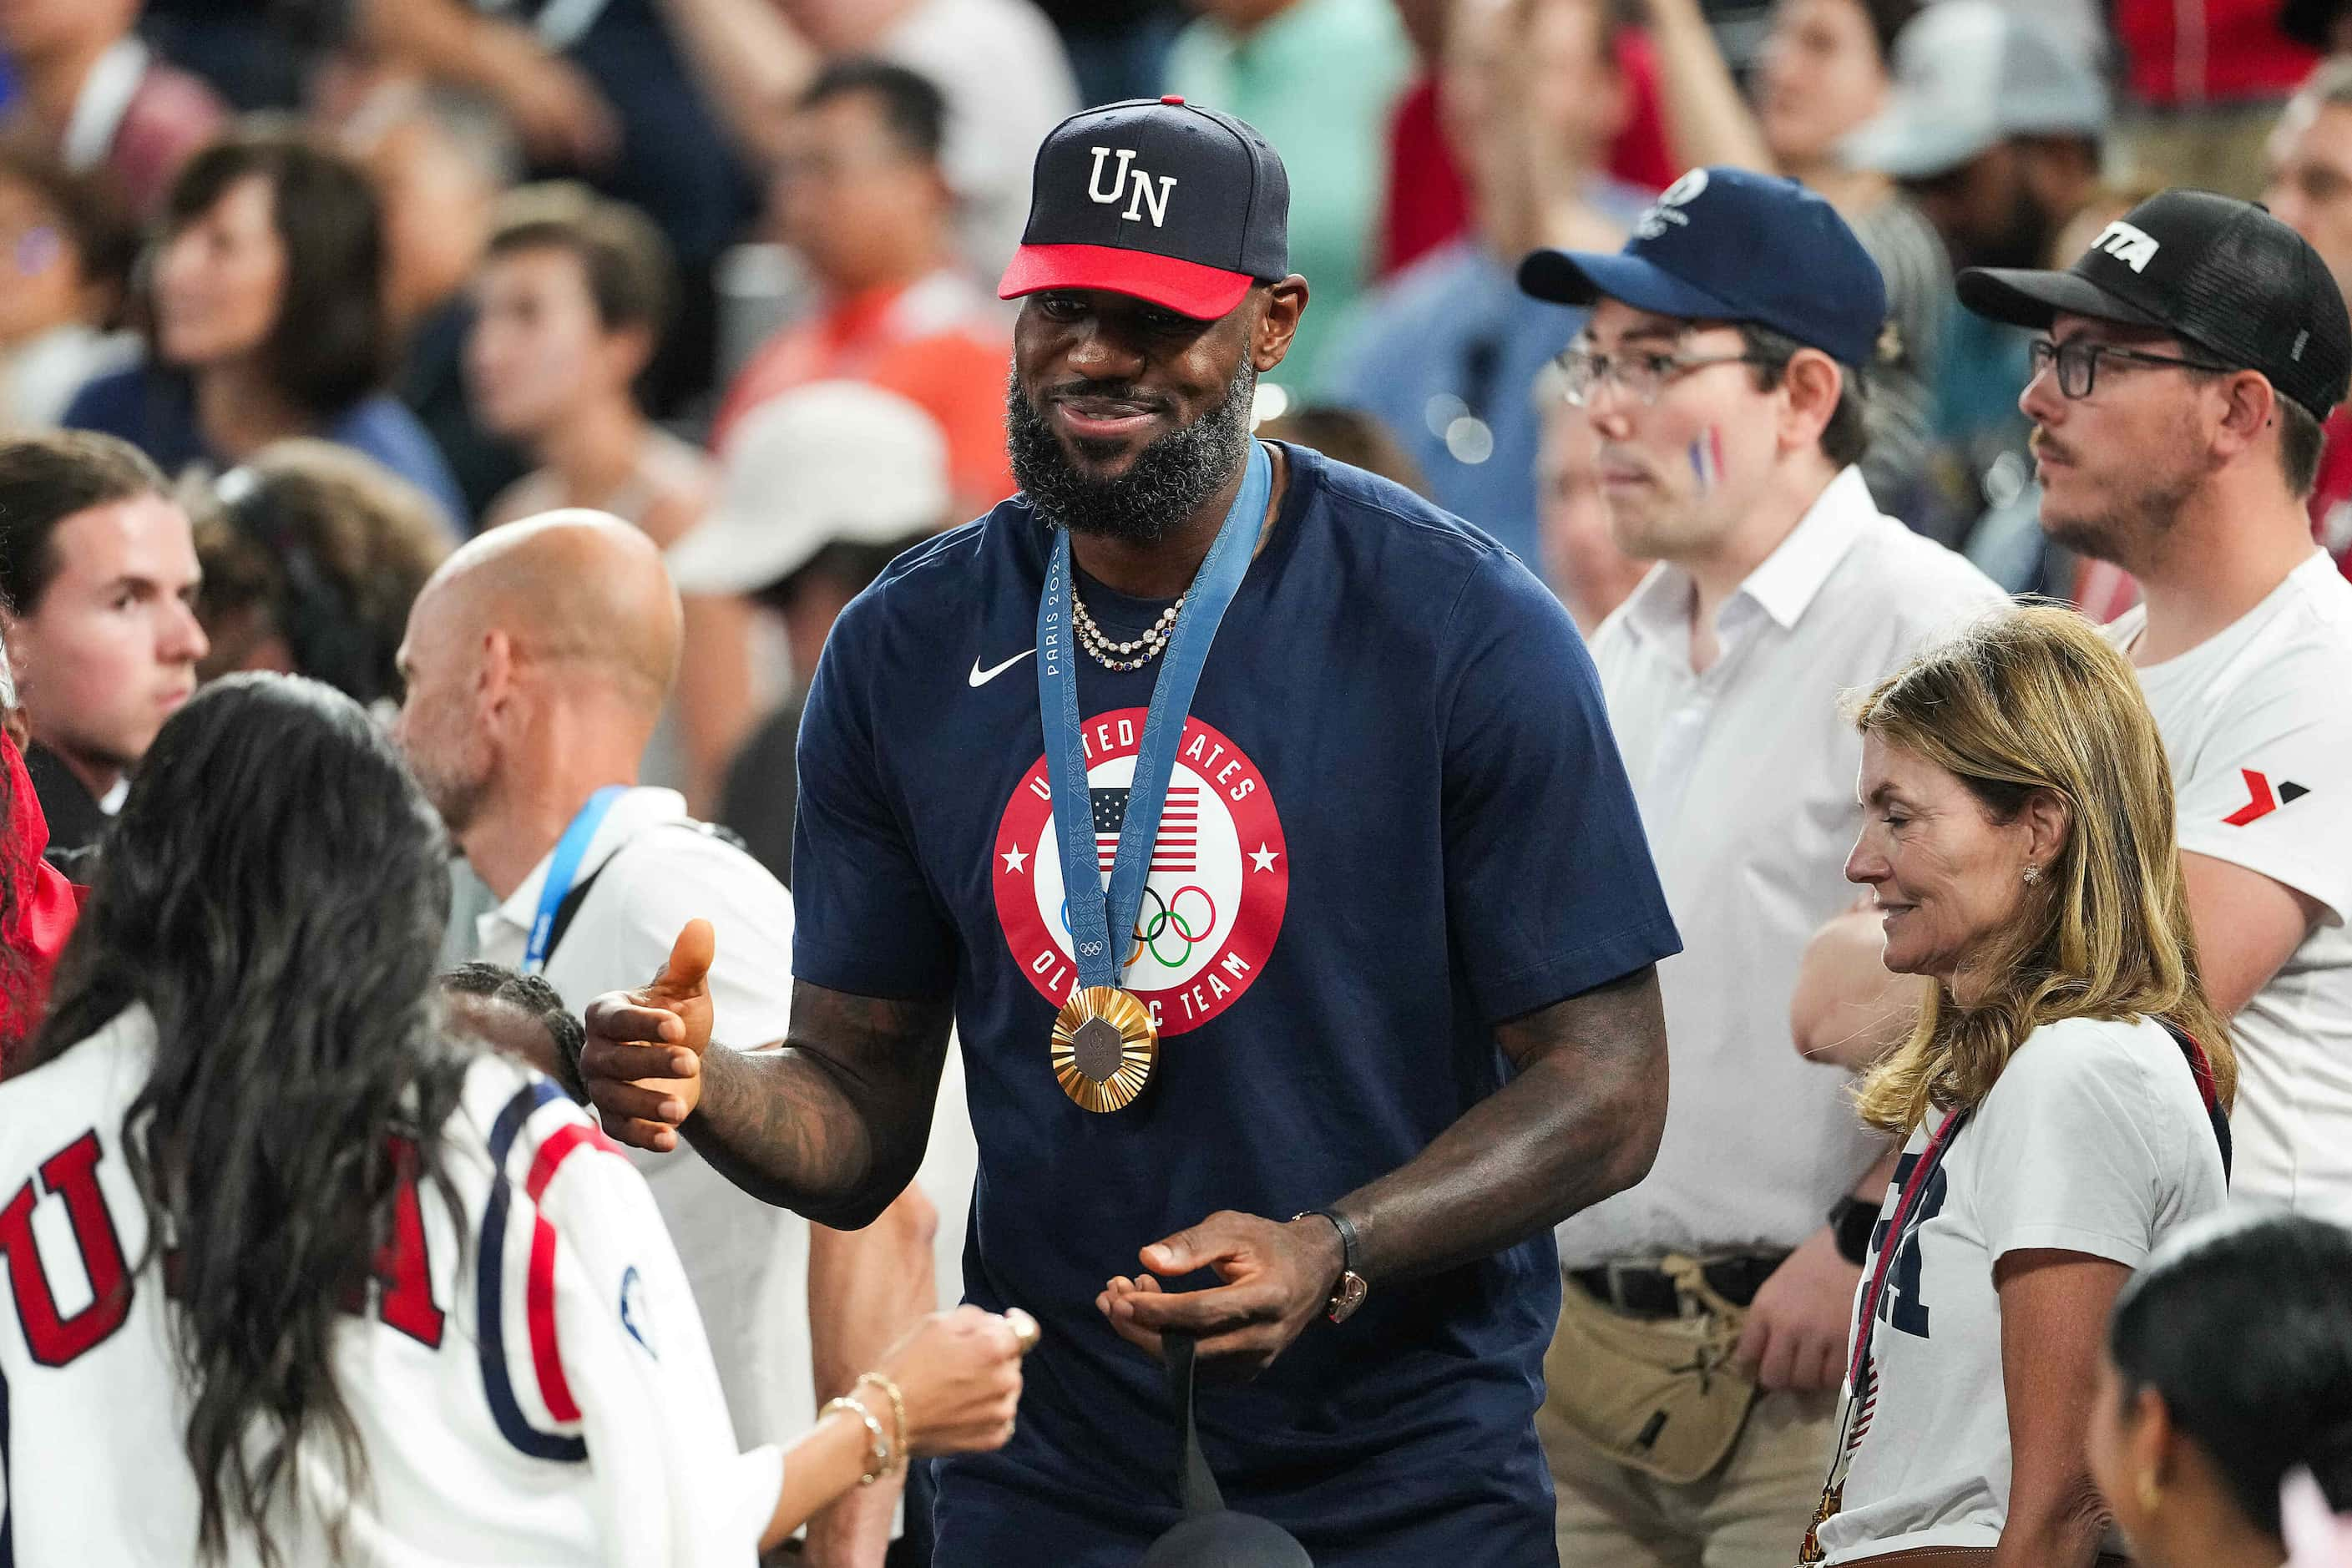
[1071,585,1186,672]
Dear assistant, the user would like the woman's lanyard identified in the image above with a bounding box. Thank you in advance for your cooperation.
[1846,1106,1968,1395]
[1802,1106,1970,1565]
[522,786,625,975]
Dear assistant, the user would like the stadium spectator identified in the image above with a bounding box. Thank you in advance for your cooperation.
[1323,0,1647,565]
[62,130,468,529]
[1375,0,1677,281]
[341,80,531,524]
[468,187,751,812]
[1519,167,2002,1564]
[2090,1211,2352,1568]
[396,511,941,1562]
[0,142,139,431]
[1534,385,1650,634]
[680,382,954,888]
[1168,0,1416,390]
[364,0,758,417]
[2263,62,2352,579]
[1804,605,2233,1564]
[0,670,1032,1564]
[189,440,452,717]
[1843,0,2107,576]
[1629,0,1948,523]
[0,0,226,220]
[0,432,205,859]
[775,0,1080,282]
[712,60,1014,519]
[1955,190,2352,1221]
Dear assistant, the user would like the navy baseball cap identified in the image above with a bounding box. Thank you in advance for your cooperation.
[1518,167,1889,367]
[999,97,1290,321]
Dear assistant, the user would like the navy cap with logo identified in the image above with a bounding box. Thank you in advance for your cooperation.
[1956,188,2352,422]
[1517,166,1889,367]
[999,96,1290,321]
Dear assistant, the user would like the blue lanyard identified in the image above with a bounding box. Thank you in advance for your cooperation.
[1037,441,1272,990]
[522,785,625,975]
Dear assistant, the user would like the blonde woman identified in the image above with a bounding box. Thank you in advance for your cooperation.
[1803,606,2235,1567]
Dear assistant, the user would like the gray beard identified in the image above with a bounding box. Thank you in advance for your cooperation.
[1005,361,1256,544]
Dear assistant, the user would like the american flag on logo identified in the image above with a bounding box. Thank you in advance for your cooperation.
[1091,785,1198,873]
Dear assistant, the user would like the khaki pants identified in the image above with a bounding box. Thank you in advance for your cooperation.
[1538,1289,1836,1568]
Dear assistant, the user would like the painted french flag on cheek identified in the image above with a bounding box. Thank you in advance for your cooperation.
[1688,427,1725,491]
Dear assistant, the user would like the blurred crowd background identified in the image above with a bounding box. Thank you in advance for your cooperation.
[3,0,2349,847]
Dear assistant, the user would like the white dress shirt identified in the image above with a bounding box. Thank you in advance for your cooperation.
[1555,468,2006,1267]
[473,786,812,1452]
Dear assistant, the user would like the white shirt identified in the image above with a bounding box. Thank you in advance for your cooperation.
[473,785,811,1452]
[1556,468,2006,1266]
[1815,1016,2228,1561]
[879,0,1080,281]
[2107,553,2352,1221]
[0,1007,779,1565]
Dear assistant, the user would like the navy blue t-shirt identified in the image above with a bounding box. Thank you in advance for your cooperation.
[792,444,1679,1564]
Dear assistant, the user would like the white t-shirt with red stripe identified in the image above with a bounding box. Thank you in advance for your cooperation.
[2108,552,2352,1219]
[0,1005,781,1565]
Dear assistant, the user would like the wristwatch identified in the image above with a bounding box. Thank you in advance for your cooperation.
[1295,1209,1369,1323]
[1828,1196,1879,1267]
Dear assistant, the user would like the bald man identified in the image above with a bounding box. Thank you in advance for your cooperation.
[394,509,937,1566]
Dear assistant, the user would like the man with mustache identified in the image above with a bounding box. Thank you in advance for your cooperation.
[1519,167,2000,1564]
[1955,191,2352,1219]
[580,97,1681,1564]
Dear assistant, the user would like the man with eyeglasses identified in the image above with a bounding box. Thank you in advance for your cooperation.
[1515,166,2004,1565]
[1954,189,2352,1223]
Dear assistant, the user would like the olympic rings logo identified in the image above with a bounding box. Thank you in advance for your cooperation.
[1059,884,1218,969]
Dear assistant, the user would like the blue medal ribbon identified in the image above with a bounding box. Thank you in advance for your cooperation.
[521,785,626,974]
[1037,440,1272,992]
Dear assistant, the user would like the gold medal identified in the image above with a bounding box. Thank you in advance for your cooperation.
[1050,985,1158,1112]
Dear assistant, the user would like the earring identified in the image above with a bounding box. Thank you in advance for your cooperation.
[2022,863,2042,885]
[2137,1472,2162,1515]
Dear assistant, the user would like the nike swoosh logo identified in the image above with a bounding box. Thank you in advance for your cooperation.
[968,649,1036,687]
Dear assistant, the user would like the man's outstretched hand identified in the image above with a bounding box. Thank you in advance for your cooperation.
[580,918,716,1151]
[1095,1211,1345,1380]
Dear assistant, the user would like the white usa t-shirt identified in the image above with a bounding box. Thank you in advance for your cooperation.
[1813,1016,2228,1562]
[0,1008,781,1565]
[2108,553,2352,1220]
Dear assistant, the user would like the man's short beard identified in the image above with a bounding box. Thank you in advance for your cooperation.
[2036,427,2208,574]
[1006,358,1257,544]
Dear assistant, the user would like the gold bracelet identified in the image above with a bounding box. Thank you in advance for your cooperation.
[821,1394,891,1485]
[853,1372,908,1471]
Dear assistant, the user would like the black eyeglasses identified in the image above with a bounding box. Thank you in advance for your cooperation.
[2027,338,2235,399]
[1554,347,1778,407]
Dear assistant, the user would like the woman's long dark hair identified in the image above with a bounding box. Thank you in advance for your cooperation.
[23,673,468,1565]
[2110,1211,2352,1539]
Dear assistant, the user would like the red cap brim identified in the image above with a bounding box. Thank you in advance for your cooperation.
[998,243,1254,321]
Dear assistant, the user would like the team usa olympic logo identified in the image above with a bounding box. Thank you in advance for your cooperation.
[994,708,1287,1033]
